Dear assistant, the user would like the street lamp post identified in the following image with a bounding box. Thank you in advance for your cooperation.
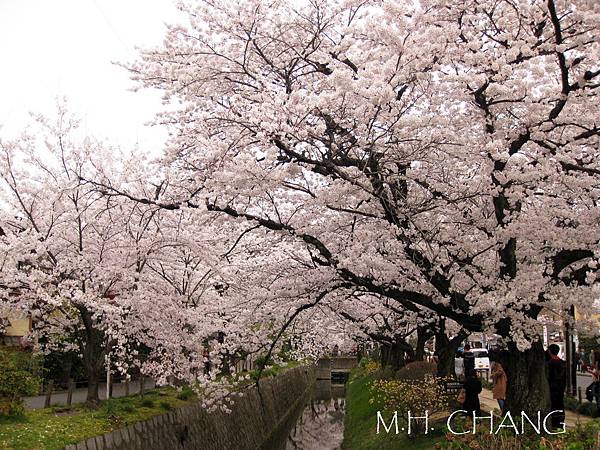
[105,336,111,401]
[570,305,577,396]
[106,352,111,401]
[565,305,577,396]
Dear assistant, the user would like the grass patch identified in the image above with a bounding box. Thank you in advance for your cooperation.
[342,368,444,450]
[176,386,194,400]
[252,359,301,379]
[159,401,172,411]
[139,398,155,408]
[0,361,305,449]
[0,386,193,450]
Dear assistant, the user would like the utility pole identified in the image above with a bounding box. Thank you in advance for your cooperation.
[570,305,577,396]
[106,340,111,401]
[565,305,577,396]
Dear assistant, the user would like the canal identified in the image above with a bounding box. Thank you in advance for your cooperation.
[282,376,347,449]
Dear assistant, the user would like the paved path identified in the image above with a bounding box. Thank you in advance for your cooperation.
[24,379,156,410]
[577,371,592,392]
[479,388,592,428]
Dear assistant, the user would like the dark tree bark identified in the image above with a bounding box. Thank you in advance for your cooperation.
[435,324,467,378]
[380,343,405,371]
[414,326,433,362]
[86,369,100,404]
[501,340,550,417]
[435,336,455,378]
[78,306,106,405]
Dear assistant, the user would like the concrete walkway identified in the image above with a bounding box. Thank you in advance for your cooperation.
[479,388,592,428]
[24,379,156,410]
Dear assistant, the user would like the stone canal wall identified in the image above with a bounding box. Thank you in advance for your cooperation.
[64,365,314,450]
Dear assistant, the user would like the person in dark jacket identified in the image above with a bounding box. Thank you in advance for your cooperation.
[587,349,600,415]
[546,344,566,430]
[463,344,475,373]
[463,369,482,417]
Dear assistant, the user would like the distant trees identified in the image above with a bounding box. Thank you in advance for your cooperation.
[0,109,220,402]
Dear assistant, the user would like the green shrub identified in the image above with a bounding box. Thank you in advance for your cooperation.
[560,420,600,448]
[576,401,598,417]
[0,398,25,417]
[441,429,555,449]
[51,405,73,413]
[140,398,155,408]
[358,357,373,368]
[395,361,437,381]
[564,395,579,412]
[121,404,135,413]
[100,399,125,424]
[159,401,172,410]
[370,366,395,380]
[0,347,40,417]
[358,358,380,374]
[254,355,275,370]
[40,350,85,385]
[177,387,194,400]
[248,364,283,382]
[481,378,493,390]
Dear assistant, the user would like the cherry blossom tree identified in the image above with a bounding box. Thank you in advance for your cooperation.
[0,108,214,402]
[64,0,598,415]
[0,113,127,402]
[330,293,431,368]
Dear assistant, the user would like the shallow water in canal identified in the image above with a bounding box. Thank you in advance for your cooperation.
[283,378,347,450]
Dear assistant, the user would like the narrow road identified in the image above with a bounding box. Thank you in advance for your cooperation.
[24,379,156,410]
[479,388,592,429]
[576,371,593,393]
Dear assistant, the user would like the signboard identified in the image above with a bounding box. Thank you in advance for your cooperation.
[444,381,463,395]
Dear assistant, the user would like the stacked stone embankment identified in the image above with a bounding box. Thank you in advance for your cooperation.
[65,365,314,450]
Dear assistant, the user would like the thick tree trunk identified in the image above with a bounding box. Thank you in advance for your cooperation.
[414,326,431,362]
[63,357,73,386]
[435,325,466,378]
[435,338,456,378]
[86,370,100,404]
[78,306,106,406]
[501,341,550,416]
[380,343,406,371]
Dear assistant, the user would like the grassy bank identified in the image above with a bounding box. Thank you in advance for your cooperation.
[342,368,444,450]
[343,364,600,450]
[0,386,196,450]
[0,360,303,450]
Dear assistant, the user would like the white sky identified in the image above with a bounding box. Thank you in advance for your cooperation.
[0,0,181,155]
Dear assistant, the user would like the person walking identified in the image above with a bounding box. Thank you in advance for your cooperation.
[491,362,507,413]
[574,349,582,372]
[588,349,600,415]
[546,344,567,430]
[462,369,482,417]
[463,344,475,373]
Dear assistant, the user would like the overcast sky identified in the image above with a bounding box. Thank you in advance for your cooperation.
[0,0,181,154]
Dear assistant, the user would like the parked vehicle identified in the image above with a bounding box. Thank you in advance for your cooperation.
[468,341,485,349]
[455,347,490,377]
[472,349,490,371]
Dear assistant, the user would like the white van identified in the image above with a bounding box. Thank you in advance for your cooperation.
[472,349,490,371]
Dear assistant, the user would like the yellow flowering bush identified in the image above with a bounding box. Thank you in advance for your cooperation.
[370,375,449,433]
[363,360,380,374]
